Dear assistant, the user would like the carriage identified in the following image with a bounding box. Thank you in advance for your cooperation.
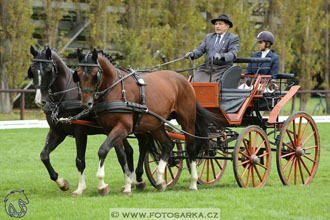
[143,58,320,188]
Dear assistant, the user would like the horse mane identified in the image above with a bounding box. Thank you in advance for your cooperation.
[96,50,116,66]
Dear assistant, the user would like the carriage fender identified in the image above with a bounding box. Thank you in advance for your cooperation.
[267,85,300,124]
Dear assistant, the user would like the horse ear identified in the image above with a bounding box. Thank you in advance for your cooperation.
[77,48,84,62]
[92,48,98,62]
[27,67,33,79]
[73,70,79,83]
[30,46,38,57]
[46,47,52,59]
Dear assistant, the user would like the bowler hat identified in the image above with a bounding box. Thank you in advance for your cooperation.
[211,14,233,28]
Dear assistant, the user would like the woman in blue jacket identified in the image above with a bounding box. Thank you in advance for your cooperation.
[245,31,280,82]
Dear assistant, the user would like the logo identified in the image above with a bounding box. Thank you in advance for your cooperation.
[4,190,29,218]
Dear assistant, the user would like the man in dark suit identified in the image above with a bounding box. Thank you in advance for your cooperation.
[245,31,280,81]
[185,14,239,82]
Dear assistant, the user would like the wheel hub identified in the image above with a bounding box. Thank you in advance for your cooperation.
[295,147,305,157]
[250,154,260,165]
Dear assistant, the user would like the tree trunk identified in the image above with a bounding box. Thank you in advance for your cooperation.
[0,0,12,113]
[127,0,136,29]
[324,0,330,114]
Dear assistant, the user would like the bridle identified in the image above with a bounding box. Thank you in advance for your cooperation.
[77,62,103,94]
[31,58,58,91]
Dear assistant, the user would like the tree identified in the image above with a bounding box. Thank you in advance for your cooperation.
[0,0,35,113]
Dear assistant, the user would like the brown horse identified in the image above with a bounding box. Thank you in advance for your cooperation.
[74,49,225,194]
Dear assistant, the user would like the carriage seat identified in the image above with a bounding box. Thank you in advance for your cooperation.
[218,65,251,113]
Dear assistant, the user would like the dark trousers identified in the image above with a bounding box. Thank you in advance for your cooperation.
[192,63,231,82]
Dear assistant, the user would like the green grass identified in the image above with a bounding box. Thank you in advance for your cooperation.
[1,124,330,219]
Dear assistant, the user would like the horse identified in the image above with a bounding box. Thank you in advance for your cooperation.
[27,46,151,196]
[73,48,226,194]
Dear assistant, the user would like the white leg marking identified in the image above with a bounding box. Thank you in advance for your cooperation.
[56,178,65,188]
[72,172,87,196]
[156,159,167,185]
[34,89,42,106]
[189,161,198,190]
[96,161,108,190]
[122,173,132,194]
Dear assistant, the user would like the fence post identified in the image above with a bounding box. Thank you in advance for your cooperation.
[20,92,25,120]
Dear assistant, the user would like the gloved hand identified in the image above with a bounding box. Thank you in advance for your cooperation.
[213,53,225,61]
[185,52,194,59]
[270,79,276,83]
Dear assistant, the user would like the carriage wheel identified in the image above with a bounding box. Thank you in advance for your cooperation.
[233,125,271,188]
[187,137,227,185]
[144,139,183,189]
[276,112,320,185]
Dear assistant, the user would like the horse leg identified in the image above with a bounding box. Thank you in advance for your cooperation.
[151,128,175,192]
[40,129,69,191]
[72,132,87,196]
[96,125,130,196]
[134,134,154,190]
[122,139,138,187]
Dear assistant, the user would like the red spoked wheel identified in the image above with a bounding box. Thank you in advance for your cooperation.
[144,138,183,189]
[233,125,271,188]
[187,135,227,185]
[276,112,320,185]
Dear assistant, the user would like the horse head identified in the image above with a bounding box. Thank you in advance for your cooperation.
[74,48,102,109]
[28,45,58,106]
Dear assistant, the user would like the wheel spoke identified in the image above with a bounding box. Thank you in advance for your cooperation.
[286,129,295,148]
[256,162,268,170]
[249,132,252,152]
[240,163,250,179]
[168,166,175,179]
[210,159,216,179]
[217,151,227,157]
[243,139,251,155]
[254,165,263,182]
[152,166,157,175]
[164,167,167,182]
[149,159,157,163]
[297,158,305,184]
[252,165,256,187]
[300,157,312,176]
[199,159,206,178]
[294,157,297,185]
[303,155,316,163]
[239,150,250,158]
[255,140,265,155]
[300,121,310,145]
[304,145,318,150]
[252,132,259,152]
[281,151,295,158]
[301,131,315,148]
[246,165,252,187]
[283,141,295,151]
[293,119,297,145]
[238,159,250,167]
[257,152,269,158]
[214,159,223,170]
[283,155,295,172]
[206,159,210,182]
[287,157,296,182]
[297,117,302,145]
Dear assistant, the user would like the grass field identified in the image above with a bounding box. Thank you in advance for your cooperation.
[0,123,329,220]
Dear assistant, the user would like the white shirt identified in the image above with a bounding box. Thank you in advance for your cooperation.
[214,33,226,46]
[261,49,270,58]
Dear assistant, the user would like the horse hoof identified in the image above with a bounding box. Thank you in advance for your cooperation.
[60,179,70,191]
[136,181,146,191]
[123,191,132,196]
[72,191,82,197]
[189,187,198,191]
[98,185,109,196]
[156,182,167,192]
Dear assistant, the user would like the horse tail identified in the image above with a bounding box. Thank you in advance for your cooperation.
[194,100,227,154]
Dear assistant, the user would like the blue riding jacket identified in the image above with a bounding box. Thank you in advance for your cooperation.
[244,50,280,80]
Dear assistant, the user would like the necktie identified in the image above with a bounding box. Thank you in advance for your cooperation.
[209,35,221,60]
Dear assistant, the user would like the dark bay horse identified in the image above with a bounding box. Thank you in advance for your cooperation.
[74,49,226,193]
[28,46,151,196]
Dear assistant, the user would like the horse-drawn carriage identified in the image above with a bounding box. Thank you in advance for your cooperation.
[28,46,320,196]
